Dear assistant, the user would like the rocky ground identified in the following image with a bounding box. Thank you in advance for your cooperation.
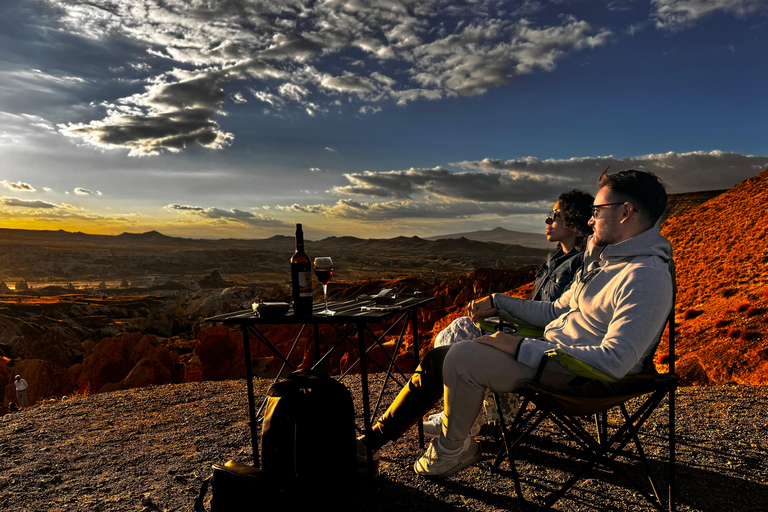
[1,375,766,512]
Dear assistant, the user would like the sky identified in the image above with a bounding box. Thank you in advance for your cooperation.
[1,0,767,240]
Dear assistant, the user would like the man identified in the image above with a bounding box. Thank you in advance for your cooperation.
[358,169,674,478]
[14,375,30,409]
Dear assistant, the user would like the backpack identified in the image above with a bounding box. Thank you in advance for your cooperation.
[261,369,358,502]
[194,460,286,512]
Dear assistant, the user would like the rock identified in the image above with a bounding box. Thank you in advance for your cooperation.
[198,269,231,289]
[676,353,712,386]
[192,325,241,380]
[122,358,173,390]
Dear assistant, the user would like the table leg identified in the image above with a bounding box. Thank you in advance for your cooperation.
[411,309,425,448]
[358,323,374,476]
[313,323,321,372]
[241,325,260,467]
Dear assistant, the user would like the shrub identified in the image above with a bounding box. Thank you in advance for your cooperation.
[727,328,741,339]
[736,303,750,313]
[739,330,760,342]
[722,288,739,298]
[714,318,732,328]
[682,309,703,320]
[746,307,766,318]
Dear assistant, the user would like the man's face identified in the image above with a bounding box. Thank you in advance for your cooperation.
[588,187,623,247]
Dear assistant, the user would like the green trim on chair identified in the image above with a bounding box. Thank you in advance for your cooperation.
[546,348,619,383]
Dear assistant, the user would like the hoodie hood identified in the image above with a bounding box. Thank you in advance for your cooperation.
[600,227,673,264]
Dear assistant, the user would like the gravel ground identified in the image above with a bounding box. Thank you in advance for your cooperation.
[1,375,766,512]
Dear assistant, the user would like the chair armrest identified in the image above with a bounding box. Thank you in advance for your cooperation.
[476,310,545,338]
[546,348,619,383]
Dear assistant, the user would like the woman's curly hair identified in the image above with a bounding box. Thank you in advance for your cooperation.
[557,189,594,251]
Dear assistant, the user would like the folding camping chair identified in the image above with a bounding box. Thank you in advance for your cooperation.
[490,263,678,511]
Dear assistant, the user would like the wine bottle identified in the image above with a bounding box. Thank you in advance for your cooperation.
[290,223,313,316]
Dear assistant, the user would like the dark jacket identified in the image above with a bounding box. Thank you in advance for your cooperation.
[529,246,584,302]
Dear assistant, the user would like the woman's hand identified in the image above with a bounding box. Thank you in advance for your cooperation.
[468,296,498,321]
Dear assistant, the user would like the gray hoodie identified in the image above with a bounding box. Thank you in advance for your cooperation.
[493,227,674,380]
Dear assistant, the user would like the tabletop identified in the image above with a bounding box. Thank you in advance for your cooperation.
[205,293,435,326]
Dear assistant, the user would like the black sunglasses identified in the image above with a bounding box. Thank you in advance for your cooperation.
[590,202,625,218]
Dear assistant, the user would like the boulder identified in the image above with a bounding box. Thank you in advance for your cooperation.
[121,358,173,390]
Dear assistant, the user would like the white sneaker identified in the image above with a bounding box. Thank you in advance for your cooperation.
[422,412,483,439]
[414,437,482,477]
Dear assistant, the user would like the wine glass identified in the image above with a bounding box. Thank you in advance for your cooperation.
[313,257,334,315]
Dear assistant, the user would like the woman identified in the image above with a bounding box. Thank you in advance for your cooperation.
[530,189,595,301]
[358,189,593,468]
[433,189,594,348]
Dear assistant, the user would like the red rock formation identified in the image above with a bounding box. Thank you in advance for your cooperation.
[74,332,179,393]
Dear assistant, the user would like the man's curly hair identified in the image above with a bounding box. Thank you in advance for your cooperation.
[557,189,594,251]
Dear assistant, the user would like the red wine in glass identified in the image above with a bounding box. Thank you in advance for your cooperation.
[315,269,332,286]
[313,257,334,315]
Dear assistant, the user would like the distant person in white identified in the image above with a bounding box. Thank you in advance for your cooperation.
[14,375,30,408]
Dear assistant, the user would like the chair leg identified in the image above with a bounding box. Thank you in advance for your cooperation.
[492,392,527,509]
[669,383,677,512]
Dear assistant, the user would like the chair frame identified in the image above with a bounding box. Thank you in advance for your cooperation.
[491,277,678,511]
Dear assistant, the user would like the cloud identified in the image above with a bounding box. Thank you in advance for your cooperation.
[1,197,57,209]
[43,1,614,154]
[455,150,768,193]
[2,181,37,192]
[331,151,768,208]
[276,198,540,221]
[651,0,767,30]
[333,166,574,202]
[74,188,102,196]
[164,203,286,227]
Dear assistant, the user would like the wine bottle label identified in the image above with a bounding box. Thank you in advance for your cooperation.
[297,271,312,297]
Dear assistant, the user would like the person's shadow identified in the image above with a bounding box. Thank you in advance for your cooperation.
[426,431,768,512]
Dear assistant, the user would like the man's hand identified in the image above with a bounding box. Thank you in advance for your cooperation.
[474,331,523,356]
[468,296,498,322]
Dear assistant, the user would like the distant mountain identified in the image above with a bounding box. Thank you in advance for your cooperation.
[426,227,551,250]
[0,227,549,282]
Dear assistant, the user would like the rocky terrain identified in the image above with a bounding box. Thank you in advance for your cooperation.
[660,169,768,385]
[0,170,767,510]
[3,170,768,415]
[0,227,550,285]
[1,375,766,512]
